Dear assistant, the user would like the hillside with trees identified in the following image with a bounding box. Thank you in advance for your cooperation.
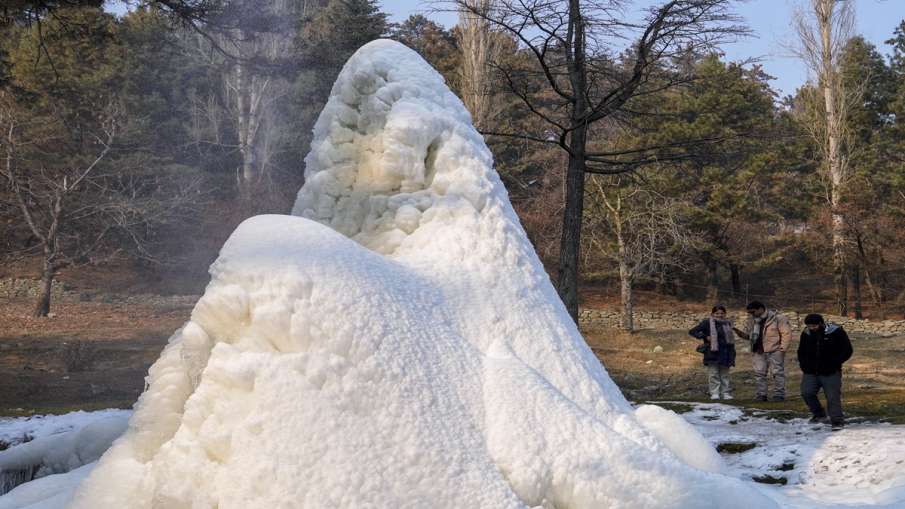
[1,0,904,325]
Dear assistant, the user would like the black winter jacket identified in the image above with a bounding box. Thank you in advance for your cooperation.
[689,319,736,368]
[797,324,853,376]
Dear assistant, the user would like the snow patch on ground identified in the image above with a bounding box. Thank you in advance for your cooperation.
[0,411,129,507]
[674,402,905,508]
[0,411,129,450]
[6,403,905,508]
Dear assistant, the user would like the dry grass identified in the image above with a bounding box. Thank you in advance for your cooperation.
[583,325,905,423]
[0,298,189,342]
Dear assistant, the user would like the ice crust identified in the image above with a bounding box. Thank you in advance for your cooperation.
[0,416,127,484]
[61,40,776,508]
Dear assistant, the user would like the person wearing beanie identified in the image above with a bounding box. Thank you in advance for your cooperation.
[797,313,853,431]
[733,301,793,402]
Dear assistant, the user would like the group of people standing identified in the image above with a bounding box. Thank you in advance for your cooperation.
[689,301,854,431]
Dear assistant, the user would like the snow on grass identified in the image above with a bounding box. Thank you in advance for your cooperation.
[670,402,905,508]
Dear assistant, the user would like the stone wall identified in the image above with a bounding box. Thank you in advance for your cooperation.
[0,278,198,309]
[0,278,66,300]
[579,308,905,337]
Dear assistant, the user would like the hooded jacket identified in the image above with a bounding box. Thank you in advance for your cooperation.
[797,323,853,376]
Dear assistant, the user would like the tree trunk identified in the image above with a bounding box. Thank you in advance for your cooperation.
[613,202,632,331]
[458,0,498,130]
[33,248,55,318]
[832,217,847,316]
[706,259,719,303]
[556,0,587,323]
[557,127,587,323]
[851,264,862,319]
[818,0,848,317]
[856,235,884,318]
[730,263,741,297]
[620,268,633,332]
[863,266,884,319]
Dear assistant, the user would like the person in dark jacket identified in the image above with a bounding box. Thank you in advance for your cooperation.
[689,305,737,400]
[798,313,853,431]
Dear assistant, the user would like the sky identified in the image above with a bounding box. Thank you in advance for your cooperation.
[382,0,905,98]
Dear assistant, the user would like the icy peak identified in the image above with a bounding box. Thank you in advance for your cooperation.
[292,39,490,254]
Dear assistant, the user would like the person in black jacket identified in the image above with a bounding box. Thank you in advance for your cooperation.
[689,305,737,400]
[797,313,853,431]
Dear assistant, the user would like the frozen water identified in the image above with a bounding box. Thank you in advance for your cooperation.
[0,411,129,507]
[9,40,776,508]
[0,416,126,493]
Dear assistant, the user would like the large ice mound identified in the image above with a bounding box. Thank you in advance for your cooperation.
[63,40,775,508]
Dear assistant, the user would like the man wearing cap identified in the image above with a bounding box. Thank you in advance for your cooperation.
[798,313,853,431]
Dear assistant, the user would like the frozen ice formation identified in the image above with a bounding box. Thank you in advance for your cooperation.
[58,40,777,508]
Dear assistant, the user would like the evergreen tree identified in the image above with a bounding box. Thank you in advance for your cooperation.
[390,15,460,92]
[595,55,785,301]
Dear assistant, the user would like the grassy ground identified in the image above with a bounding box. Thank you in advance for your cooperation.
[583,325,905,424]
[1,295,903,423]
[0,298,190,415]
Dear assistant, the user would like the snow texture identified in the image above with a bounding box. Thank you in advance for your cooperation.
[0,464,93,509]
[633,404,725,474]
[0,411,129,451]
[53,40,778,508]
[0,411,129,498]
[0,417,126,485]
[680,402,905,508]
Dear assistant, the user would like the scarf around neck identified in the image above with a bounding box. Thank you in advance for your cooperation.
[709,317,735,352]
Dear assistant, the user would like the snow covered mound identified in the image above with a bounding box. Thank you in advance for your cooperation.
[65,40,775,508]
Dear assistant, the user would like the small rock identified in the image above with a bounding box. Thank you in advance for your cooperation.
[645,360,653,365]
[653,345,664,353]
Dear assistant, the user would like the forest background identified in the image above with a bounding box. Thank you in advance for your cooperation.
[2,0,905,328]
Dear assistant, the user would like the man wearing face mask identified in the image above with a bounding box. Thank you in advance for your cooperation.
[798,313,853,431]
[732,301,793,402]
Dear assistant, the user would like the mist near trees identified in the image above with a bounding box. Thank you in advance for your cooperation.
[1,0,904,324]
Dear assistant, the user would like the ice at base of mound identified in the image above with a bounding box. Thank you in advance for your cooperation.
[0,411,129,503]
[0,417,127,481]
[62,39,777,508]
[0,464,94,509]
[634,404,725,473]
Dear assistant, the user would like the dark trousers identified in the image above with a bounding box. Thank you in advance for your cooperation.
[800,371,843,422]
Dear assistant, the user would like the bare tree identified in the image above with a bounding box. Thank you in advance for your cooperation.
[792,0,859,315]
[457,0,501,129]
[0,92,202,317]
[447,0,744,321]
[186,0,306,196]
[587,174,695,330]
